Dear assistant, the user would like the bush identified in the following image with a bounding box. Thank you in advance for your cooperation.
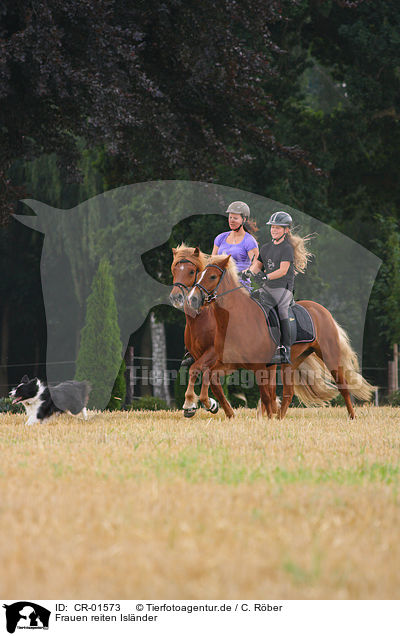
[330,393,346,407]
[106,359,126,410]
[0,397,25,414]
[386,391,400,407]
[226,371,261,408]
[129,395,171,411]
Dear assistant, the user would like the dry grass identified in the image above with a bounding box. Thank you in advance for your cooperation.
[1,406,400,600]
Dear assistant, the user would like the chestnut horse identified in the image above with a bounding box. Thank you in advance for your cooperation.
[187,254,374,419]
[169,245,235,418]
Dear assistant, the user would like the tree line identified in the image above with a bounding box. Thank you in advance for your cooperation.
[1,1,399,399]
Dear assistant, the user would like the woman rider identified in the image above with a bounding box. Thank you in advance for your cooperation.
[248,211,312,364]
[181,201,259,367]
[212,201,259,285]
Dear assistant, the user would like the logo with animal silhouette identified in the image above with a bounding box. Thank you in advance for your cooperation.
[3,602,51,633]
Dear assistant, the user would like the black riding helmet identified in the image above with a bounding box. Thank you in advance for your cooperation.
[266,211,293,227]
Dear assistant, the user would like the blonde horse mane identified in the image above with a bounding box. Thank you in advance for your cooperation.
[171,243,208,273]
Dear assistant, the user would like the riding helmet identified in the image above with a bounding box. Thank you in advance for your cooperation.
[226,201,250,218]
[266,211,292,227]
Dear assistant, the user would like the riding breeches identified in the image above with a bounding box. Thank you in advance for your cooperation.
[262,286,293,320]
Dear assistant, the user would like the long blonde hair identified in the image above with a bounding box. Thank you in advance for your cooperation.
[287,232,314,274]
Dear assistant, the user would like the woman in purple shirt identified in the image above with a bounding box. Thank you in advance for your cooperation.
[212,201,259,279]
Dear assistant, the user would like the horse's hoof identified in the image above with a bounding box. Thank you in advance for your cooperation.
[207,398,219,414]
[183,407,197,418]
[200,398,219,414]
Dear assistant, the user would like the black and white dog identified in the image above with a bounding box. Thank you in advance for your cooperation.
[10,375,91,426]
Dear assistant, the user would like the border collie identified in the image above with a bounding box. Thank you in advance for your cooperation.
[10,375,91,426]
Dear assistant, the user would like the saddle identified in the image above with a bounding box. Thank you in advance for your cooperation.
[250,288,315,346]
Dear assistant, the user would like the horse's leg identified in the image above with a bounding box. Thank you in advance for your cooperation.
[182,363,201,416]
[330,367,356,419]
[209,369,235,419]
[278,364,295,419]
[196,351,221,413]
[269,365,279,415]
[257,365,277,417]
[258,378,274,418]
[182,350,218,416]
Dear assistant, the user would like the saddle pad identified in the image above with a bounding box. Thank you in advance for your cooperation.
[251,297,280,345]
[251,297,315,345]
[291,303,315,343]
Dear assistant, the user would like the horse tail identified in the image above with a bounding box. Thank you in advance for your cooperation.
[334,320,376,401]
[293,354,339,406]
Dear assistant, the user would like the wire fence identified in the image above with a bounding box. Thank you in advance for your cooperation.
[0,361,392,392]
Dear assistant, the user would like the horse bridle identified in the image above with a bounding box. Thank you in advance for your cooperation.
[192,263,225,304]
[171,259,199,295]
[192,263,243,304]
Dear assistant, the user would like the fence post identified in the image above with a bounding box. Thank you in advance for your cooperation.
[124,345,134,406]
[388,344,399,396]
[388,360,394,396]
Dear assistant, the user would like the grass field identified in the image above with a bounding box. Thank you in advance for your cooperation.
[1,405,400,600]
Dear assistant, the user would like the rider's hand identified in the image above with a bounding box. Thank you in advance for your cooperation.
[254,271,266,284]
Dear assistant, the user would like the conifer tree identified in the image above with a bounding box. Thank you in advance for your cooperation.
[106,359,126,411]
[75,258,123,409]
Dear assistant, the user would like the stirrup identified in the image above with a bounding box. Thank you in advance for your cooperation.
[280,346,292,365]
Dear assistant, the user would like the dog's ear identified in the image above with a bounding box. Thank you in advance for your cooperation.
[21,375,29,383]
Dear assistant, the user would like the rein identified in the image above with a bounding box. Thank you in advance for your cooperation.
[193,263,243,304]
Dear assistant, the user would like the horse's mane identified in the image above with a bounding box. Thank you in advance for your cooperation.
[171,243,208,273]
[207,254,249,295]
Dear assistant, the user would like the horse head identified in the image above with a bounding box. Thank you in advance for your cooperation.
[187,254,233,313]
[169,245,207,309]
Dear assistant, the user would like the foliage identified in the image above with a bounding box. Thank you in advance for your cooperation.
[385,391,400,407]
[129,395,171,411]
[75,259,123,409]
[226,371,262,409]
[106,359,126,411]
[0,397,25,414]
[0,0,315,224]
[370,216,400,347]
[3,0,400,393]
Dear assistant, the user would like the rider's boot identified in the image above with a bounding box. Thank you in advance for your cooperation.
[279,318,292,364]
[180,349,195,367]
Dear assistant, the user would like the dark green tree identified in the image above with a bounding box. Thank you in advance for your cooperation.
[370,216,400,347]
[0,0,322,224]
[106,359,126,411]
[75,258,123,409]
